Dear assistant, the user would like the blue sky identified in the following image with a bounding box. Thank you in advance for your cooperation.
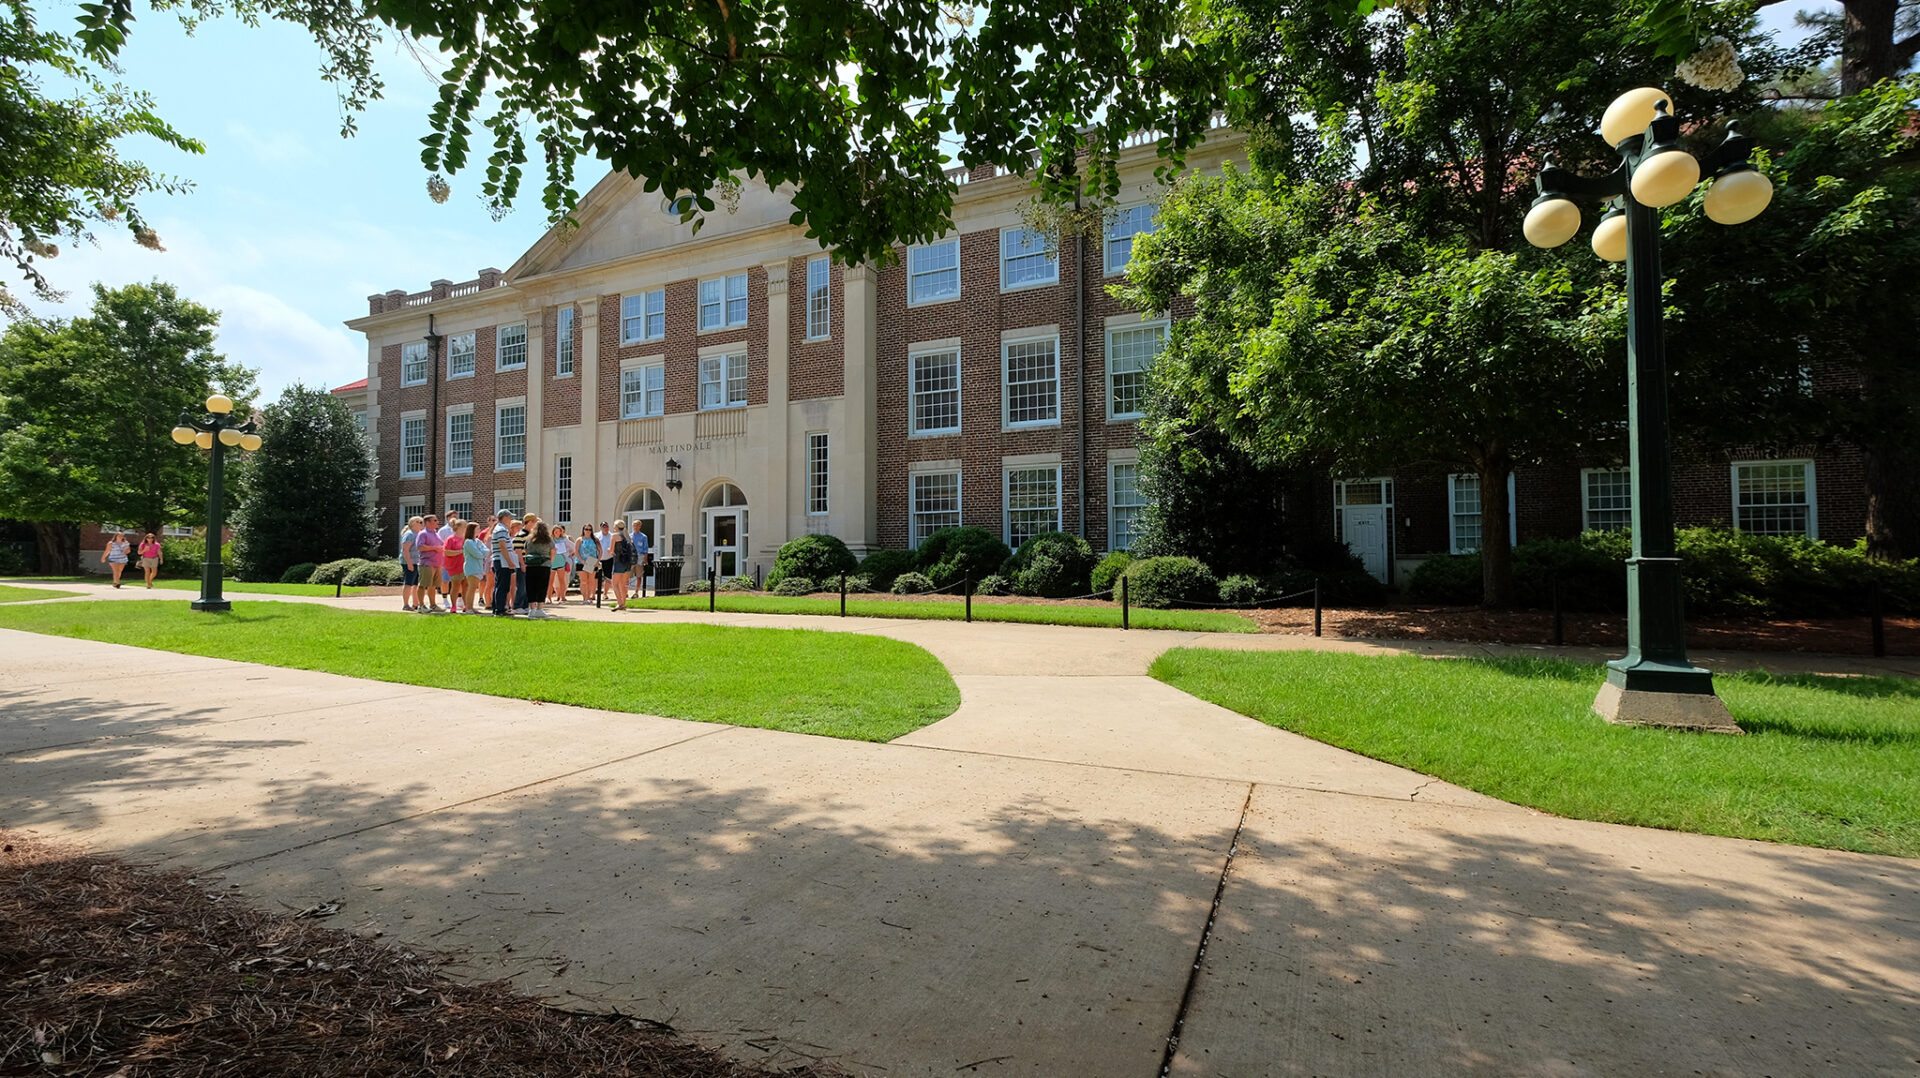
[19,3,1832,402]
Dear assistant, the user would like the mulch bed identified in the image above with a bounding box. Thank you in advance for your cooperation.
[1,830,845,1078]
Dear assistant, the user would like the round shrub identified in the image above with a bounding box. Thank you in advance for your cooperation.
[1000,531,1097,598]
[974,574,1012,596]
[719,575,758,592]
[771,575,817,596]
[916,526,1010,587]
[1090,551,1133,594]
[679,576,712,593]
[341,559,404,587]
[309,558,370,586]
[1406,553,1481,605]
[1123,556,1218,609]
[765,534,858,590]
[891,571,936,595]
[1218,574,1266,606]
[856,548,919,591]
[280,561,320,585]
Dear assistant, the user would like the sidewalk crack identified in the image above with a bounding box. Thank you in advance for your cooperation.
[1158,782,1253,1078]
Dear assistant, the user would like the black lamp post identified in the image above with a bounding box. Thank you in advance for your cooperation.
[171,394,262,613]
[1524,87,1774,734]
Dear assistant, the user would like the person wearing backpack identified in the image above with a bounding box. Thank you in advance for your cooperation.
[609,520,634,610]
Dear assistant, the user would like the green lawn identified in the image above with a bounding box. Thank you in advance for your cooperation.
[1152,649,1920,858]
[629,592,1256,633]
[16,576,369,597]
[0,584,80,603]
[0,601,959,741]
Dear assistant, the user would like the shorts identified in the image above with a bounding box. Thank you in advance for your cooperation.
[402,565,420,586]
[140,556,158,569]
[610,560,632,575]
[446,570,465,582]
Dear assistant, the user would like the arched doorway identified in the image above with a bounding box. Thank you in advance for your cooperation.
[622,487,666,559]
[700,483,748,579]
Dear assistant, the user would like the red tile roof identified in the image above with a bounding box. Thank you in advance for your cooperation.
[331,378,369,394]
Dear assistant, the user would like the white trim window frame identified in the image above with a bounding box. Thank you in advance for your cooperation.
[999,227,1058,291]
[554,456,573,525]
[447,331,477,379]
[1448,473,1517,553]
[445,406,474,475]
[1732,459,1817,537]
[1108,459,1144,552]
[397,499,425,553]
[907,239,960,306]
[909,346,961,436]
[495,496,526,520]
[1581,468,1633,532]
[698,351,748,410]
[806,432,829,515]
[1002,334,1060,429]
[444,496,473,522]
[805,256,831,340]
[1106,320,1166,421]
[555,307,575,376]
[1104,204,1158,276]
[495,323,528,371]
[698,272,749,331]
[399,411,427,478]
[400,341,428,387]
[620,362,665,419]
[910,469,961,547]
[495,401,527,470]
[1004,464,1062,549]
[622,289,666,344]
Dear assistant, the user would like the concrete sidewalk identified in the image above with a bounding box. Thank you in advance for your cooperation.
[3,584,1919,1075]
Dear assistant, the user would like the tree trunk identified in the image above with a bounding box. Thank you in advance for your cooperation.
[1841,0,1899,93]
[32,521,80,576]
[1865,441,1918,561]
[1477,452,1516,608]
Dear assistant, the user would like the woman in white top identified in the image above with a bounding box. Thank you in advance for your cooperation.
[101,531,131,588]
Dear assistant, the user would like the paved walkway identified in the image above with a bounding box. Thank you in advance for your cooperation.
[3,581,1918,1075]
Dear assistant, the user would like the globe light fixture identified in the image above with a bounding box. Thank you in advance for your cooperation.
[1599,86,1671,146]
[171,393,263,612]
[218,427,244,446]
[195,430,214,449]
[1590,208,1627,263]
[1704,166,1774,224]
[171,425,197,445]
[240,433,263,452]
[1629,144,1703,208]
[206,393,234,414]
[1522,196,1582,249]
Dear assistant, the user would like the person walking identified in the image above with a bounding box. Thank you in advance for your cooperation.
[399,517,422,610]
[524,521,554,618]
[101,531,131,587]
[608,520,633,611]
[548,525,572,604]
[416,513,446,613]
[137,533,162,588]
[489,510,519,617]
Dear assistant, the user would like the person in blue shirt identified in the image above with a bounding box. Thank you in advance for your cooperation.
[631,524,651,598]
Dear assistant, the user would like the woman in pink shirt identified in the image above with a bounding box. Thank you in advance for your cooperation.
[442,521,468,612]
[137,533,163,588]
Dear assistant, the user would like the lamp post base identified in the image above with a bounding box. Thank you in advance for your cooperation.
[190,597,232,613]
[1593,678,1741,734]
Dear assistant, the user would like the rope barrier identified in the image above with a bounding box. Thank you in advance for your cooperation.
[1164,587,1320,610]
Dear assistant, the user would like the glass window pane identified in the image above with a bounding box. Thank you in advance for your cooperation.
[1107,323,1165,419]
[1004,338,1059,426]
[1001,228,1058,288]
[1110,462,1143,551]
[911,349,960,434]
[498,405,526,467]
[1735,462,1811,536]
[1585,470,1632,532]
[1006,467,1061,548]
[908,241,960,303]
[496,324,527,369]
[911,471,961,546]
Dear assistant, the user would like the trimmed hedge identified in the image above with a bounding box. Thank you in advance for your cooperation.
[891,571,936,595]
[1000,531,1097,598]
[280,561,320,585]
[974,574,1012,596]
[771,576,817,596]
[1124,556,1218,609]
[857,548,919,591]
[1218,574,1265,606]
[308,558,373,586]
[341,559,404,587]
[917,526,1010,587]
[765,534,858,590]
[1090,551,1133,594]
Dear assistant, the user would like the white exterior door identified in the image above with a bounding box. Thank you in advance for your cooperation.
[704,509,746,580]
[1341,504,1389,583]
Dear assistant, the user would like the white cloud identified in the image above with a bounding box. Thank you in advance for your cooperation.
[225,121,317,167]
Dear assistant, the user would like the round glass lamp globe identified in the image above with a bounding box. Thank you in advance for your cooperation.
[194,430,214,449]
[1601,87,1670,146]
[240,433,263,452]
[1591,213,1628,263]
[218,427,244,446]
[170,426,197,445]
[1523,198,1581,249]
[1704,169,1773,224]
[1630,149,1701,208]
[205,393,234,414]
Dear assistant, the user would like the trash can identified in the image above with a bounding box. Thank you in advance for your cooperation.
[653,556,684,596]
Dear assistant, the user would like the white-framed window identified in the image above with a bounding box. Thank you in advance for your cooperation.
[806,432,829,515]
[555,307,575,376]
[1582,468,1633,532]
[1105,204,1159,276]
[1005,465,1062,548]
[1733,460,1816,537]
[1449,473,1517,553]
[698,273,749,331]
[397,499,424,553]
[910,347,961,436]
[351,410,367,432]
[699,351,748,410]
[911,470,961,547]
[555,456,573,525]
[496,496,525,519]
[400,342,428,386]
[806,256,830,339]
[446,408,473,475]
[1107,321,1166,420]
[445,497,473,523]
[1000,228,1058,290]
[620,363,665,419]
[907,239,960,305]
[1003,335,1060,428]
[1109,460,1144,552]
[400,413,426,478]
[622,289,665,343]
[496,323,527,371]
[446,331,476,379]
[496,402,526,469]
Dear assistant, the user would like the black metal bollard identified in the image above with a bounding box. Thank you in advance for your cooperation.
[840,572,847,617]
[1120,574,1129,630]
[755,564,762,591]
[1552,576,1565,647]
[964,575,972,623]
[709,567,717,613]
[1871,582,1887,659]
[1313,580,1322,638]
[335,580,342,598]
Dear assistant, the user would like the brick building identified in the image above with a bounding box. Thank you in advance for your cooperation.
[346,125,1865,585]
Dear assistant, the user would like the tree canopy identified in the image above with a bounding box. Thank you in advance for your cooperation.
[231,383,379,581]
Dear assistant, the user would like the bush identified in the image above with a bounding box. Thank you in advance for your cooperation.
[765,534,858,590]
[280,561,319,585]
[974,574,1012,596]
[856,548,919,591]
[679,576,712,593]
[999,531,1098,598]
[916,526,1010,587]
[1090,551,1133,594]
[771,575,817,596]
[342,559,404,587]
[719,575,758,592]
[159,536,237,579]
[0,540,37,575]
[1123,556,1218,609]
[309,558,372,586]
[1218,574,1266,606]
[891,571,936,595]
[1405,553,1481,605]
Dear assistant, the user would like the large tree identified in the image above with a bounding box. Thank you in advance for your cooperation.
[0,281,254,572]
[231,384,378,581]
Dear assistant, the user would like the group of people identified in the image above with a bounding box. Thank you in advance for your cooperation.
[99,531,165,588]
[398,511,652,617]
